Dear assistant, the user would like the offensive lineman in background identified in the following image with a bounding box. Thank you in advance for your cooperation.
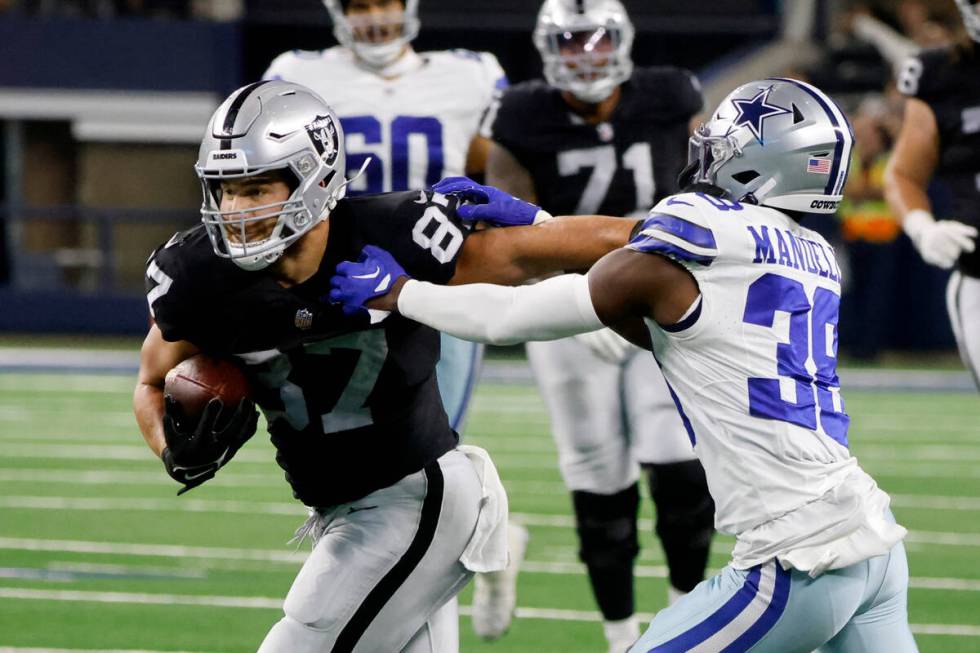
[263,2,526,638]
[886,0,980,389]
[479,1,713,649]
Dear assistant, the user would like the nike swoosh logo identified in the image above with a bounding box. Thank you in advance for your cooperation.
[352,266,380,280]
[374,273,391,293]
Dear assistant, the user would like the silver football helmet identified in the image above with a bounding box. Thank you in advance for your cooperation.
[685,78,854,215]
[955,0,980,42]
[196,80,348,271]
[533,0,634,103]
[323,0,420,69]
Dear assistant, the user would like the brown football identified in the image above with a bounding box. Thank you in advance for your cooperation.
[164,354,251,425]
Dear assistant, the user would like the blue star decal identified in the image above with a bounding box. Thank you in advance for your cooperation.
[730,87,791,144]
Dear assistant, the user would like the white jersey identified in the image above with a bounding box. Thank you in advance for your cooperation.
[629,191,906,575]
[264,46,506,194]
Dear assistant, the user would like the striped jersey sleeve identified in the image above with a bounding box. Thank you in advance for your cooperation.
[627,194,719,266]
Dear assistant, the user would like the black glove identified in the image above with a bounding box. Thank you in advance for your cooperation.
[162,395,259,495]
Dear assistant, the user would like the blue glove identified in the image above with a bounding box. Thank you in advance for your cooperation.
[329,245,409,315]
[432,176,553,226]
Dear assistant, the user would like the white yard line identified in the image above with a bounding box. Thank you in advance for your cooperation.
[0,649,204,653]
[2,537,980,593]
[4,496,980,546]
[0,587,976,638]
[0,469,281,487]
[0,444,271,464]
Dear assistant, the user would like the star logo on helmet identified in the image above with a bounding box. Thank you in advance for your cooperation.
[730,86,791,145]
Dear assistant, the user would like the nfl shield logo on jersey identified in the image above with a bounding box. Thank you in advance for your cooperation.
[294,308,314,330]
[305,114,339,166]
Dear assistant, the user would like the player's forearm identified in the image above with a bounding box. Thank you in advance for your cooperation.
[396,274,604,345]
[452,215,634,286]
[884,163,933,220]
[133,382,167,458]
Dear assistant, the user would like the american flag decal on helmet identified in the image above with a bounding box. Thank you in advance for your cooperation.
[807,157,832,174]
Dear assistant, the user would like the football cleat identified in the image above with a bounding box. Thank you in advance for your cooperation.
[471,522,529,640]
[603,615,640,653]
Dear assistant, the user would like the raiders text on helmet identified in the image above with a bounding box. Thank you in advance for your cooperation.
[685,78,854,215]
[534,0,635,104]
[323,0,420,69]
[196,80,348,271]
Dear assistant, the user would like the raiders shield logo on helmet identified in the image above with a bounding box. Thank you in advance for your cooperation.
[305,114,339,166]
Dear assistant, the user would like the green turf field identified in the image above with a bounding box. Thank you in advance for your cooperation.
[0,370,977,652]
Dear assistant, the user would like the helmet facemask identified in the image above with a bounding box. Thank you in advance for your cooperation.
[199,163,341,272]
[534,0,635,104]
[955,0,980,42]
[323,0,420,69]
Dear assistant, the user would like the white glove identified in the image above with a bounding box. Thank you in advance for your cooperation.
[903,210,978,269]
[574,328,636,365]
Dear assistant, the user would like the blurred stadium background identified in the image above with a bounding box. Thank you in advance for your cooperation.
[0,0,977,652]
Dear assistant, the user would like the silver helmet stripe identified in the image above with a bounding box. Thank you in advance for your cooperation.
[218,80,273,149]
[768,77,853,198]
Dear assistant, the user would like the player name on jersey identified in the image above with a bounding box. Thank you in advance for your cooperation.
[748,225,842,282]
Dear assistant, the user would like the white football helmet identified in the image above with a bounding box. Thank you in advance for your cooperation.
[955,0,980,42]
[323,0,420,69]
[685,78,854,215]
[533,0,634,103]
[196,81,348,271]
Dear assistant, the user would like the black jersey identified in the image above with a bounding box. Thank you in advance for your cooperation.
[900,45,980,276]
[145,191,469,507]
[489,67,703,218]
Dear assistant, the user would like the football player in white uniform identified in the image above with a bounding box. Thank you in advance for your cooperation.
[331,78,917,652]
[264,4,524,638]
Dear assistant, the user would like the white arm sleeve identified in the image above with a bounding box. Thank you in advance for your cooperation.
[397,274,604,345]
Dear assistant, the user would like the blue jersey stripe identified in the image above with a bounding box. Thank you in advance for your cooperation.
[639,213,718,249]
[628,236,716,266]
[661,296,703,334]
[768,77,850,197]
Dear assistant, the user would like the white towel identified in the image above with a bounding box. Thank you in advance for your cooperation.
[458,444,510,573]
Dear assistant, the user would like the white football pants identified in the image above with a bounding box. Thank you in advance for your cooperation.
[947,271,980,390]
[257,449,483,653]
[526,338,697,494]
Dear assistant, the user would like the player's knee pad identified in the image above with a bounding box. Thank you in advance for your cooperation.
[644,460,715,591]
[571,485,640,569]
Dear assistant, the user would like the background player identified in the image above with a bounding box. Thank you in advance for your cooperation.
[885,0,980,389]
[332,77,916,653]
[133,81,639,653]
[480,1,713,647]
[264,5,520,635]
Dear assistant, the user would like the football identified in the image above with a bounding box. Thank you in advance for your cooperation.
[164,354,251,425]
